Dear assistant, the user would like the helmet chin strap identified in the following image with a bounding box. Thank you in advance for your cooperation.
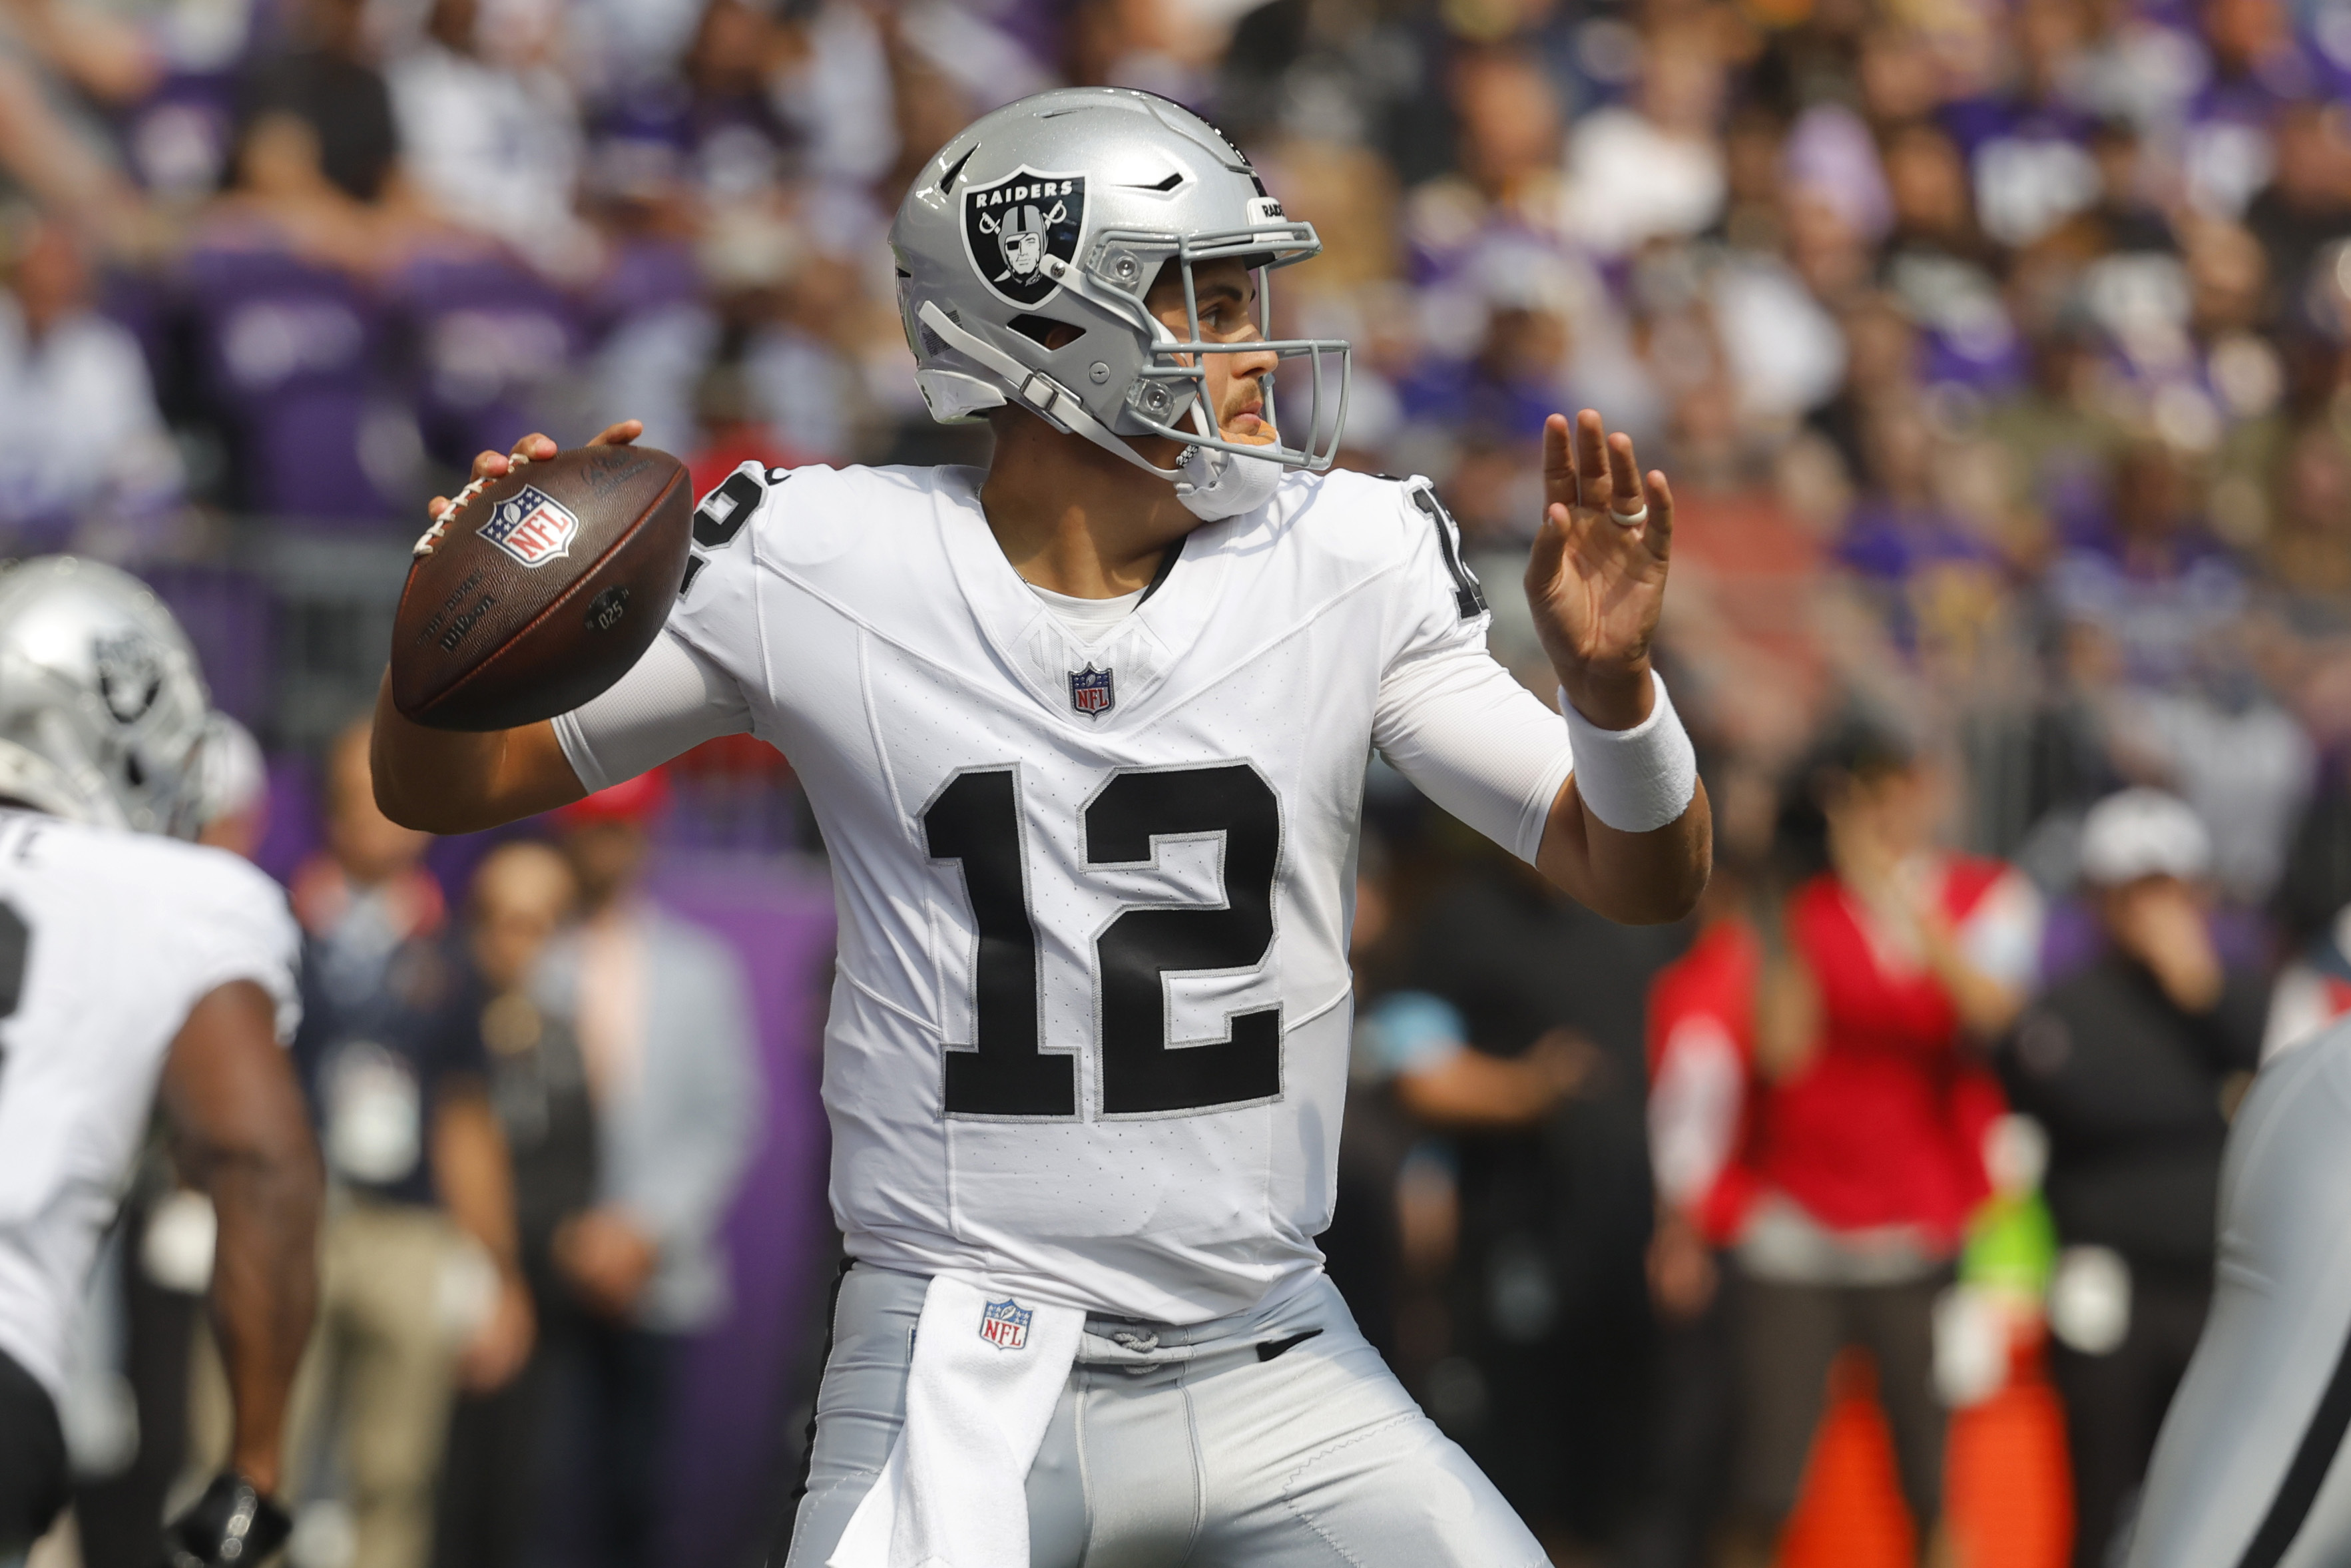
[917,302,1186,484]
[1171,400,1285,521]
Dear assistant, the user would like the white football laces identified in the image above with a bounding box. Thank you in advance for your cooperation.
[412,451,532,558]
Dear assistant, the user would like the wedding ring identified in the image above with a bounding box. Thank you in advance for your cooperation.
[1609,505,1648,527]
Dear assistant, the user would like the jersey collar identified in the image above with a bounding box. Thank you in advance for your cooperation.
[933,471,1237,729]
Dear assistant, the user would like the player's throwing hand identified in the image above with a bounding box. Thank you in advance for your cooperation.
[423,419,645,523]
[1525,408,1675,732]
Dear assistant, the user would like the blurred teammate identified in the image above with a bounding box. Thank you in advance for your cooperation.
[2129,928,2351,1559]
[0,559,318,1568]
[191,711,270,860]
[372,89,1709,1565]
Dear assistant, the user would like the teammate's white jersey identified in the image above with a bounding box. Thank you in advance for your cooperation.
[556,463,1575,1322]
[0,813,300,1402]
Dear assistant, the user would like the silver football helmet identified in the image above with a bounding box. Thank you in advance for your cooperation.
[0,557,212,836]
[890,87,1351,483]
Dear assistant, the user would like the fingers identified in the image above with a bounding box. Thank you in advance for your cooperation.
[1545,409,1651,529]
[432,445,518,525]
[471,424,636,490]
[1605,431,1644,514]
[1540,413,1577,522]
[1525,498,1572,597]
[1573,409,1609,503]
[1641,468,1675,561]
[1542,412,1573,485]
[431,427,602,531]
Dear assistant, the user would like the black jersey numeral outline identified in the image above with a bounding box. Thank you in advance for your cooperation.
[1408,484,1487,620]
[921,767,1075,1119]
[680,469,768,601]
[2238,1298,2351,1566]
[692,471,766,549]
[0,902,32,1102]
[1084,764,1282,1117]
[920,762,1283,1121]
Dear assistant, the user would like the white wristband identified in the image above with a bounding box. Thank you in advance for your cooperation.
[1558,670,1698,834]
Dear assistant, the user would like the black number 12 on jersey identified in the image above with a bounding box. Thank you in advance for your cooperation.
[923,762,1282,1120]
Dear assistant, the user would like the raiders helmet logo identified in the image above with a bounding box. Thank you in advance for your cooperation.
[963,168,1086,308]
[91,633,164,724]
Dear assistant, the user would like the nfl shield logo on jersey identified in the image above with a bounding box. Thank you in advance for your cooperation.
[477,485,580,569]
[978,1297,1033,1352]
[1070,665,1115,718]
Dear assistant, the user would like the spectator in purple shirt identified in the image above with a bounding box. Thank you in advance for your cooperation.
[1836,397,2008,657]
[2049,441,2246,690]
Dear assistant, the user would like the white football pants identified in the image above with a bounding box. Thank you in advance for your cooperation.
[2130,1019,2351,1568]
[782,1263,1547,1568]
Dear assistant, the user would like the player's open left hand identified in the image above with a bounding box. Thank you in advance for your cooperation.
[1524,409,1675,731]
[424,419,645,523]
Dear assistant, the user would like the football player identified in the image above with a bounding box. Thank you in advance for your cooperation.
[0,559,319,1568]
[2121,1021,2351,1568]
[2127,1040,2351,1562]
[372,88,1708,1565]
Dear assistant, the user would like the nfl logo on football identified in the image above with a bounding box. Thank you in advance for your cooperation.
[978,1297,1033,1352]
[1070,665,1114,718]
[478,485,581,569]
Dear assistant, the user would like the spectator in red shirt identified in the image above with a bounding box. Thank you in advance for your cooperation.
[1629,854,1764,1568]
[1726,716,2043,1568]
[1648,891,1764,1273]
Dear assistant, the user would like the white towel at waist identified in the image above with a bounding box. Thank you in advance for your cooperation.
[828,1271,1085,1568]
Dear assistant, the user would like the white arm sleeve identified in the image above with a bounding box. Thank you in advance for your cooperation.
[1956,868,2045,990]
[551,630,753,793]
[1649,1015,1744,1208]
[181,856,305,1044]
[1374,643,1575,864]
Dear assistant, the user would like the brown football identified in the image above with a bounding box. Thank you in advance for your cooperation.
[390,443,694,732]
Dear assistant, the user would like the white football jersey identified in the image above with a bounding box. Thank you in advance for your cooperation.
[557,463,1573,1322]
[0,812,300,1402]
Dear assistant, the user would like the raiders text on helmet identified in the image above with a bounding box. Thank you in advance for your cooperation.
[890,88,1352,483]
[0,557,212,835]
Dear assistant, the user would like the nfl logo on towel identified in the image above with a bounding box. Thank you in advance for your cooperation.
[1070,666,1114,718]
[979,1298,1033,1351]
[478,485,579,569]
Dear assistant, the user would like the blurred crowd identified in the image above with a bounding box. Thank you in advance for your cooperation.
[0,0,2347,1563]
[53,721,764,1568]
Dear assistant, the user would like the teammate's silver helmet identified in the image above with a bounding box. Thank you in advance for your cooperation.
[0,557,211,836]
[890,87,1351,481]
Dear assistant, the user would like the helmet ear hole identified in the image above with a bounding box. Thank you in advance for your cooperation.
[124,751,146,789]
[1007,314,1083,350]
